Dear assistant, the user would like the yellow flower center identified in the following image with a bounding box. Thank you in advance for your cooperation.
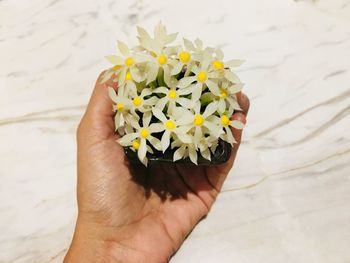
[197,71,207,82]
[124,57,134,67]
[212,60,224,70]
[165,120,176,130]
[115,103,124,111]
[221,115,231,126]
[140,128,149,139]
[219,88,228,98]
[132,139,140,150]
[179,51,190,63]
[125,71,132,81]
[168,90,177,99]
[112,65,121,71]
[193,115,204,126]
[132,96,142,106]
[158,55,167,65]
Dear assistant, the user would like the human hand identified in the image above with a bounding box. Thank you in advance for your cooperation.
[64,72,250,263]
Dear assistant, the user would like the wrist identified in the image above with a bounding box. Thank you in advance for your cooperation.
[64,220,108,263]
[64,218,147,263]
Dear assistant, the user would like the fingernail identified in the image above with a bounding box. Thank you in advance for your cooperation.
[236,91,242,101]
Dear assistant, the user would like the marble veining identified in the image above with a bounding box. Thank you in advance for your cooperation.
[1,0,350,262]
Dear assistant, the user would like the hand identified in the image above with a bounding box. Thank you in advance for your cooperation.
[64,72,250,263]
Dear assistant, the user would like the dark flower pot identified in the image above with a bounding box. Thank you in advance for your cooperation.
[124,139,232,165]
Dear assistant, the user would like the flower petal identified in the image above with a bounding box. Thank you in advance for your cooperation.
[108,87,118,102]
[105,55,124,65]
[206,80,220,95]
[171,62,184,75]
[152,107,167,123]
[203,101,218,118]
[225,59,244,67]
[117,41,130,57]
[178,76,196,88]
[148,135,162,151]
[173,145,186,161]
[224,70,240,83]
[154,86,169,94]
[138,139,147,162]
[188,147,198,165]
[118,133,138,146]
[149,123,165,133]
[161,130,171,152]
[155,97,168,111]
[230,120,245,129]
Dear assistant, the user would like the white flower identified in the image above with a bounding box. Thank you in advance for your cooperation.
[215,81,243,113]
[108,87,134,128]
[183,38,214,62]
[153,82,193,113]
[211,48,244,83]
[174,101,222,147]
[137,22,178,52]
[209,110,245,145]
[178,54,221,98]
[105,41,145,86]
[144,46,175,86]
[152,108,191,152]
[170,45,194,76]
[171,139,198,164]
[129,88,158,115]
[117,112,162,166]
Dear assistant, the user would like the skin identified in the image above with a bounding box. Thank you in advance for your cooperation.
[64,72,250,263]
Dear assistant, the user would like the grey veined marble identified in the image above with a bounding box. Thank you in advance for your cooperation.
[1,0,350,262]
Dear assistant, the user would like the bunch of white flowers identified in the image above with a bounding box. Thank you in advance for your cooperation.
[103,22,245,166]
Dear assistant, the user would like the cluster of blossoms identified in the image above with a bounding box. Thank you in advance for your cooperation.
[103,23,245,166]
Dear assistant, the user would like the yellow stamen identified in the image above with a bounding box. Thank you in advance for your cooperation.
[125,71,132,81]
[132,139,140,150]
[115,103,124,111]
[124,57,134,67]
[140,128,149,139]
[179,51,190,63]
[168,90,177,99]
[132,96,142,106]
[212,60,224,70]
[165,120,176,130]
[193,115,204,126]
[158,55,167,65]
[219,88,228,98]
[197,71,207,82]
[112,65,121,71]
[221,115,231,126]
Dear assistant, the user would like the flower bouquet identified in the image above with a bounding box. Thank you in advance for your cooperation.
[102,23,245,166]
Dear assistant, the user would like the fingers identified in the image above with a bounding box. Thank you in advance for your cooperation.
[77,72,118,142]
[236,92,250,115]
[85,71,118,122]
[220,93,249,171]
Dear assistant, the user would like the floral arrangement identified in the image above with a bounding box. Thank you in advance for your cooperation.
[103,22,245,166]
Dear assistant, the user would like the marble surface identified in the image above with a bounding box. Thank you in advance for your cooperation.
[1,0,350,262]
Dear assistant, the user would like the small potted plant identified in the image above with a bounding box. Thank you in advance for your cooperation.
[102,22,245,166]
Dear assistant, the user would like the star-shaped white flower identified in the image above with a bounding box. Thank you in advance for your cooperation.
[153,82,193,113]
[152,108,191,152]
[117,112,163,166]
[174,101,222,147]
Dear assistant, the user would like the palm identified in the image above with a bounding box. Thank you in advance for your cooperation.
[78,134,232,262]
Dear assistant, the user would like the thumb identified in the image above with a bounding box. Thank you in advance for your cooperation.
[77,71,118,144]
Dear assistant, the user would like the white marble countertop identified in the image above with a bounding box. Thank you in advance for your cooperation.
[1,0,350,262]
